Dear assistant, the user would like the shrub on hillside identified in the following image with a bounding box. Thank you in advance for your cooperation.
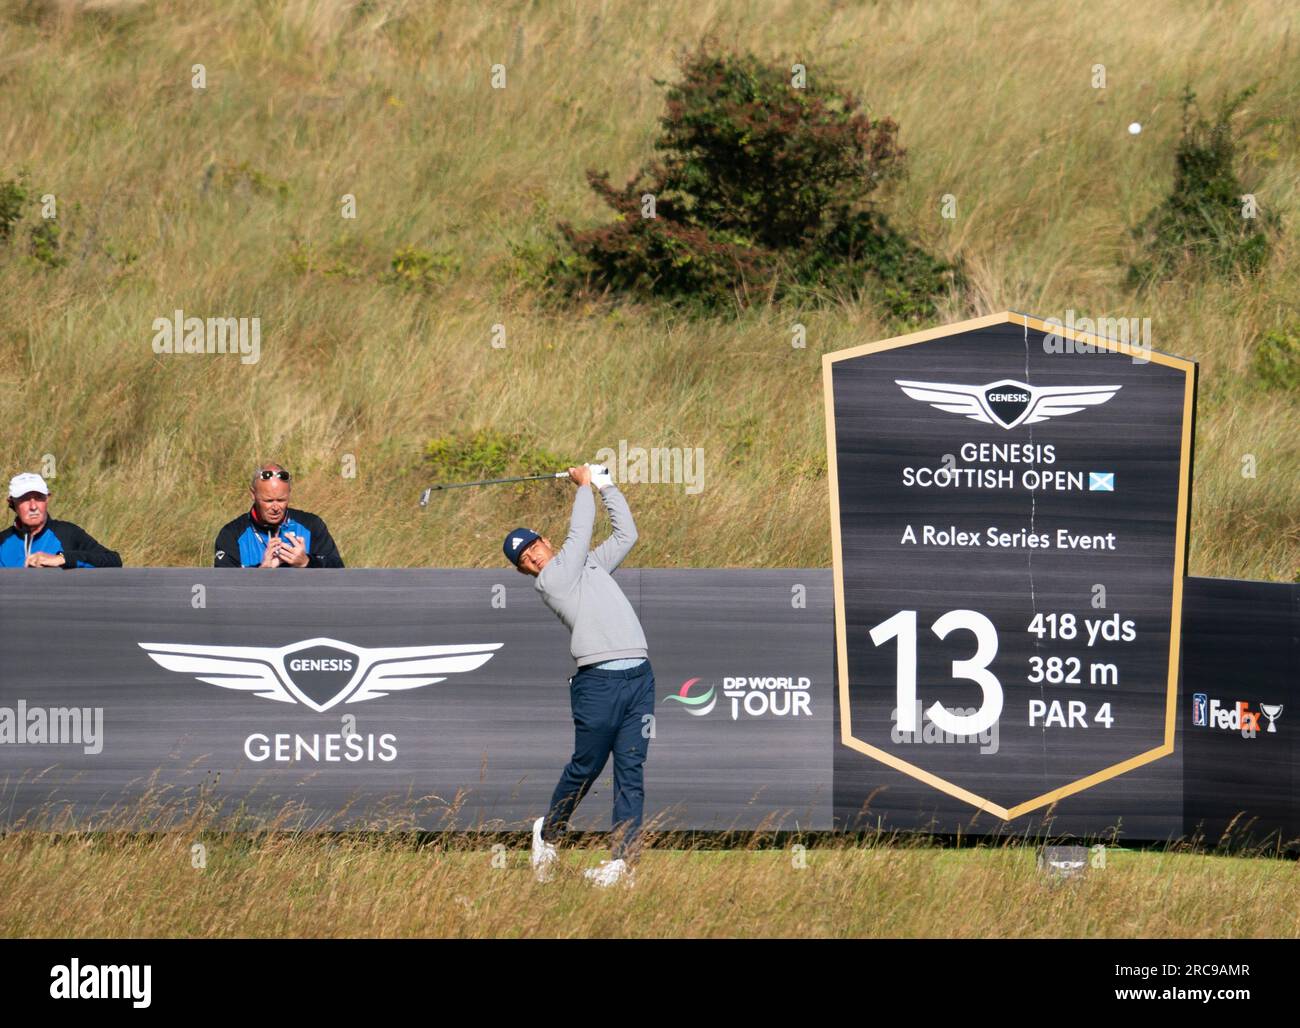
[0,170,66,268]
[1127,87,1280,287]
[287,234,369,280]
[789,209,956,319]
[650,50,904,250]
[1251,326,1299,392]
[423,429,567,485]
[285,236,462,292]
[550,48,959,318]
[27,218,65,268]
[211,160,289,202]
[388,245,462,292]
[0,174,28,241]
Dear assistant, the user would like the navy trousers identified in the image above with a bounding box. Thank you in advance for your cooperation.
[542,659,655,861]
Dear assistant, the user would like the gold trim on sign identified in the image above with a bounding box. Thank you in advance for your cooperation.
[824,311,1196,820]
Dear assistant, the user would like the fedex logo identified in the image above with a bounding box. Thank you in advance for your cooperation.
[1201,698,1266,738]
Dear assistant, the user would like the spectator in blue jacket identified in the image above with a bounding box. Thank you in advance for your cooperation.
[0,473,122,568]
[214,462,343,568]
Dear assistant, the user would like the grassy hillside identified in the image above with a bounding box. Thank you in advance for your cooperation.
[0,0,1295,578]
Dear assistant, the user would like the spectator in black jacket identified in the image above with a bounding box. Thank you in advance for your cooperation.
[214,462,344,568]
[0,473,122,568]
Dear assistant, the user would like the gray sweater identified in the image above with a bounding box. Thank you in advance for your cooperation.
[535,484,648,667]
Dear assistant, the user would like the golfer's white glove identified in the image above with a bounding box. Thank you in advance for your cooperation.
[588,463,614,491]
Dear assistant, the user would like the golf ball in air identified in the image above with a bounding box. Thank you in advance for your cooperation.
[1128,122,1142,135]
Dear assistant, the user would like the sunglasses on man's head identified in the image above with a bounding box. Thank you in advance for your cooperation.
[258,470,291,481]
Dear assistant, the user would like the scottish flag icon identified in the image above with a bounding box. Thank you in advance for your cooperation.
[1089,472,1114,492]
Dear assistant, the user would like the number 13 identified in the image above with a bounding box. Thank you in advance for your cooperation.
[870,609,1003,736]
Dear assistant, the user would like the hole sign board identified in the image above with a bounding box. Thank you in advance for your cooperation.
[823,311,1196,820]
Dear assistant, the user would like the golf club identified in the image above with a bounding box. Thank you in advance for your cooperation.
[419,470,572,507]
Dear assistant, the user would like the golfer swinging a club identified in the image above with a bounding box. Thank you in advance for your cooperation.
[503,462,653,888]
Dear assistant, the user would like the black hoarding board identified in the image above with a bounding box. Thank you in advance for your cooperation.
[825,311,1196,837]
[1181,577,1298,850]
[0,569,833,831]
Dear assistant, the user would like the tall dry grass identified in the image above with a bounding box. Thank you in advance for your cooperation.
[2,824,1297,937]
[1,2,1295,939]
[1,784,1295,937]
[0,0,1295,577]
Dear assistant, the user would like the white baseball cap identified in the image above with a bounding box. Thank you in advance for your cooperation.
[8,472,50,499]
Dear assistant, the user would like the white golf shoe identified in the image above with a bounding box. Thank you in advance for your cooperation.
[531,817,557,883]
[583,858,635,889]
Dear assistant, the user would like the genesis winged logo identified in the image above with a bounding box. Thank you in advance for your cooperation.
[895,379,1122,430]
[139,637,502,712]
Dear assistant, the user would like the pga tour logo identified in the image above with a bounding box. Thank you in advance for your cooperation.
[1192,692,1283,737]
[896,379,1121,430]
[666,676,812,720]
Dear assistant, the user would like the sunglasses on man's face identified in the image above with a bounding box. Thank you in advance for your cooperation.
[258,470,291,482]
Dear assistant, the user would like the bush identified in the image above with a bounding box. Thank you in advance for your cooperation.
[789,209,957,319]
[286,237,460,291]
[388,246,461,292]
[551,48,958,318]
[0,174,29,241]
[214,160,289,202]
[555,171,777,305]
[0,170,67,268]
[28,218,65,268]
[423,429,567,484]
[1127,86,1280,287]
[650,50,904,249]
[287,234,368,280]
[1252,327,1300,392]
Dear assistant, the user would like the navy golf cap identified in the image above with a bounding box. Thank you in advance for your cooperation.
[503,527,541,566]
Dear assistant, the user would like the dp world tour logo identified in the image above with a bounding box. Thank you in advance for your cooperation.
[896,379,1121,430]
[665,675,813,719]
[139,638,501,713]
[665,677,716,716]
